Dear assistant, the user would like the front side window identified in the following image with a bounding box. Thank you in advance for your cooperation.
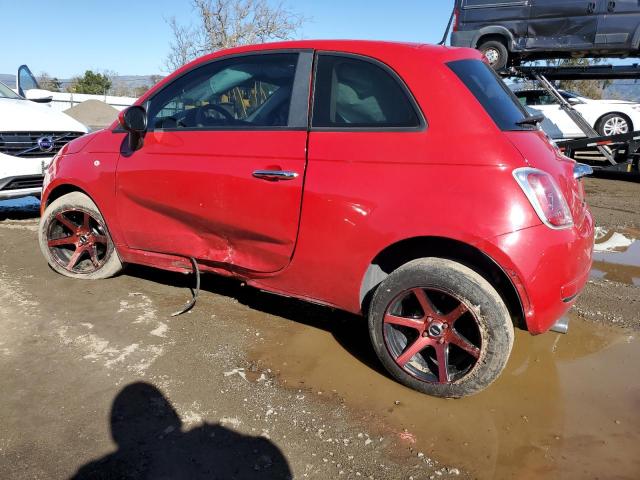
[312,55,421,129]
[147,53,298,130]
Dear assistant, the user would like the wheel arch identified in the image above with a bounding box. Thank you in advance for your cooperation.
[45,183,94,207]
[359,236,525,329]
[473,27,514,51]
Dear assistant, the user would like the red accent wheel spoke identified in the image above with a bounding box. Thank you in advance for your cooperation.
[434,343,450,383]
[384,313,425,331]
[67,247,85,270]
[396,337,433,367]
[383,286,483,385]
[88,244,100,268]
[82,212,91,231]
[48,235,78,247]
[47,208,111,274]
[93,235,108,245]
[448,331,480,359]
[412,288,437,317]
[443,302,468,326]
[55,213,77,232]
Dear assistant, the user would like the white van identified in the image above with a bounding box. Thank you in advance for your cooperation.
[0,80,88,200]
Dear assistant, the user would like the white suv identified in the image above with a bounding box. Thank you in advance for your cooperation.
[0,80,87,200]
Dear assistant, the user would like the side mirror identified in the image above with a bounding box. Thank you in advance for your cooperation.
[567,97,581,105]
[118,106,147,151]
[24,89,53,103]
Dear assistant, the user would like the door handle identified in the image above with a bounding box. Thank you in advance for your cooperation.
[607,1,616,12]
[252,170,299,181]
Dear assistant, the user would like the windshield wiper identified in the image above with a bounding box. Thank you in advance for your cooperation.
[516,114,545,126]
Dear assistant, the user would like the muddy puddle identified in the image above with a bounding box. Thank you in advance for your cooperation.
[249,305,639,479]
[592,227,640,286]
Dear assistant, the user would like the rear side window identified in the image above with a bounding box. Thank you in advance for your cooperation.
[447,59,531,131]
[312,55,421,129]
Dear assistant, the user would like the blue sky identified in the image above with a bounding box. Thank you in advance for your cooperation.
[0,0,454,77]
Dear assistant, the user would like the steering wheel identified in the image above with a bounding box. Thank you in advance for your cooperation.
[195,103,234,126]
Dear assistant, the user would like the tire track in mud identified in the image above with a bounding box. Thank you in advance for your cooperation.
[0,265,170,380]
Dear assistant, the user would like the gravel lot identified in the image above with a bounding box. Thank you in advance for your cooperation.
[0,175,638,479]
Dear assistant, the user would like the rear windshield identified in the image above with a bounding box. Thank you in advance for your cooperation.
[447,59,533,131]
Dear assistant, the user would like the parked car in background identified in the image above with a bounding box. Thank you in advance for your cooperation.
[0,80,87,200]
[38,40,594,398]
[451,0,640,70]
[514,88,640,139]
[16,64,137,114]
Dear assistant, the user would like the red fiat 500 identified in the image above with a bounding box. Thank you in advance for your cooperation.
[39,41,594,398]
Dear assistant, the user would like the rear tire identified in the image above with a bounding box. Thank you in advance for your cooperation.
[478,40,509,71]
[39,192,123,280]
[368,258,514,398]
[595,113,632,137]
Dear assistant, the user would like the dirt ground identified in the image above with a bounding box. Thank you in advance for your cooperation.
[0,175,638,480]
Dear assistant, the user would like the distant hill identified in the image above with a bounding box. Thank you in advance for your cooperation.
[605,81,640,102]
[0,74,15,87]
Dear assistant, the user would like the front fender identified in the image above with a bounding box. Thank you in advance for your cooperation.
[41,131,125,247]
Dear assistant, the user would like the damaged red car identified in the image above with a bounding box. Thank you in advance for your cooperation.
[39,40,594,398]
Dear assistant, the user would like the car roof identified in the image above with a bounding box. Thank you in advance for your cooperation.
[136,40,482,105]
[203,39,449,55]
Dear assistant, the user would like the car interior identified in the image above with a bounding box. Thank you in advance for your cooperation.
[150,57,297,130]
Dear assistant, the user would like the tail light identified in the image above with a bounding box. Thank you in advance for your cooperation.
[513,168,573,229]
[453,8,460,32]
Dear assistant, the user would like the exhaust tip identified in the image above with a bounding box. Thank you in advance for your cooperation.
[550,316,570,334]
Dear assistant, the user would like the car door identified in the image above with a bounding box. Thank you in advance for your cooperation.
[528,0,599,49]
[115,51,313,273]
[595,0,640,48]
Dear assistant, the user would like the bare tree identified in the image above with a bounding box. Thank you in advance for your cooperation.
[546,58,611,99]
[165,0,306,71]
[37,72,62,92]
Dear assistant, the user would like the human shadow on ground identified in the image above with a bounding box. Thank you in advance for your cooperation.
[70,382,292,480]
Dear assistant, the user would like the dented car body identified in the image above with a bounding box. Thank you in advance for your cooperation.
[39,41,594,397]
[452,0,640,68]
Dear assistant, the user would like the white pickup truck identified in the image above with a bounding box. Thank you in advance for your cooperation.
[0,80,87,201]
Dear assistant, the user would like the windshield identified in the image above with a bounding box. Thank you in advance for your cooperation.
[562,90,586,101]
[447,59,534,131]
[0,81,22,100]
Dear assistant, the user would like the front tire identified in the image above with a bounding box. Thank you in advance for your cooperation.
[368,258,514,398]
[39,192,123,279]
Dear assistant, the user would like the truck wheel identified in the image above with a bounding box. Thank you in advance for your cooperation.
[368,258,514,398]
[478,40,509,71]
[39,192,123,280]
[596,113,632,136]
